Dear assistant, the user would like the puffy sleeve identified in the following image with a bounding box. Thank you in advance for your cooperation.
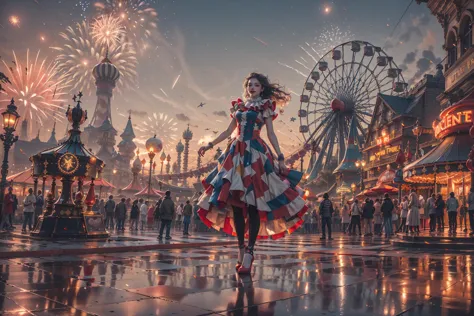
[262,100,278,121]
[230,98,243,118]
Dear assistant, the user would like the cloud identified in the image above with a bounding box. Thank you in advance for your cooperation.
[130,110,148,117]
[403,51,418,64]
[175,113,190,121]
[409,47,442,84]
[399,26,422,42]
[213,110,227,117]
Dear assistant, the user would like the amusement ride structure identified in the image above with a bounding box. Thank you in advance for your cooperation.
[298,41,408,183]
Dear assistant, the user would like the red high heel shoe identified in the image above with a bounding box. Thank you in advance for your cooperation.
[237,247,254,274]
[235,244,246,272]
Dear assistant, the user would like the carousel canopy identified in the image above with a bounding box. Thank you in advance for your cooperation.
[83,178,116,189]
[403,133,472,184]
[135,185,165,199]
[7,169,53,186]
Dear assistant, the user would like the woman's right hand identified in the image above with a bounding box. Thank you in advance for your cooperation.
[198,145,210,157]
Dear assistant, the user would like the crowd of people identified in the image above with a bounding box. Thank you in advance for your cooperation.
[0,188,210,238]
[302,189,474,239]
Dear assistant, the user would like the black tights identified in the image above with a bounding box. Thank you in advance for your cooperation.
[232,205,260,250]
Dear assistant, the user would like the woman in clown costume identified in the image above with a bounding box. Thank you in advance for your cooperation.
[198,72,308,274]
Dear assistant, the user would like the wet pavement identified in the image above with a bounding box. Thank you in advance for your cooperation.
[0,232,473,315]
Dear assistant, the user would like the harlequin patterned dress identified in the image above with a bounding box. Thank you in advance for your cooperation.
[198,97,308,240]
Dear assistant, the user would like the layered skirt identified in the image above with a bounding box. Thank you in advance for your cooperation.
[198,137,308,240]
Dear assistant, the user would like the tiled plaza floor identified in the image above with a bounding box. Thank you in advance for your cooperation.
[0,231,473,315]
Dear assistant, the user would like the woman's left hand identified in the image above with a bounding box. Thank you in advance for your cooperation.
[278,160,288,175]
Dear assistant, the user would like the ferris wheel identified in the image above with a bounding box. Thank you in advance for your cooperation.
[299,40,407,182]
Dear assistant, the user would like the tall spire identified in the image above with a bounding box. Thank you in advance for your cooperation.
[117,112,137,163]
[47,121,57,144]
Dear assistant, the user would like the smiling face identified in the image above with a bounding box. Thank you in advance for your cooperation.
[246,77,263,99]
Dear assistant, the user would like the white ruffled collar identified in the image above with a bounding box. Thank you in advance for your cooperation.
[244,97,268,109]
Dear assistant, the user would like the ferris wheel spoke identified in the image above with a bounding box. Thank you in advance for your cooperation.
[342,53,357,92]
[337,116,346,162]
[348,54,370,93]
[355,113,371,126]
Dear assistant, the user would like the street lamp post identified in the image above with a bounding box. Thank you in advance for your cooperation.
[351,183,356,198]
[145,135,163,200]
[0,98,20,217]
[355,159,366,191]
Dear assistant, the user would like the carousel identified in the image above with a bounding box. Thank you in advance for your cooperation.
[30,93,108,238]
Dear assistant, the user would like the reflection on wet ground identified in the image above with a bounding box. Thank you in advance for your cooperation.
[0,232,473,315]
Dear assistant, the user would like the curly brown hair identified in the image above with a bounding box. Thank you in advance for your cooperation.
[242,72,291,106]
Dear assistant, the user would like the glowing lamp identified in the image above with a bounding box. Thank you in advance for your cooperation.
[2,99,20,131]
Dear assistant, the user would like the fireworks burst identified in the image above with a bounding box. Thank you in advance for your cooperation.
[0,50,71,131]
[134,112,178,152]
[51,21,138,95]
[281,25,355,77]
[91,14,125,49]
[94,0,158,53]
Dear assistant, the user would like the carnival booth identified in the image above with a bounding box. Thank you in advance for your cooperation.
[403,92,474,201]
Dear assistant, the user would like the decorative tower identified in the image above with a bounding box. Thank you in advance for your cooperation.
[116,114,136,188]
[117,113,137,162]
[96,118,117,181]
[19,119,28,140]
[83,50,120,151]
[166,154,171,174]
[176,140,184,174]
[172,161,178,185]
[182,125,193,186]
[47,121,57,145]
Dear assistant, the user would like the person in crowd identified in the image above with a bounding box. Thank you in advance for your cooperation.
[468,188,474,236]
[333,205,341,232]
[381,193,394,238]
[419,195,426,231]
[373,198,382,236]
[350,199,362,236]
[459,201,468,233]
[104,195,116,230]
[192,199,200,232]
[175,203,184,231]
[92,195,100,214]
[362,198,374,237]
[34,190,44,227]
[397,196,409,233]
[98,199,105,217]
[158,191,175,240]
[130,199,139,231]
[407,189,420,234]
[392,198,400,232]
[147,202,155,230]
[435,194,445,233]
[427,193,437,232]
[22,188,36,233]
[446,192,459,235]
[319,193,334,240]
[140,201,149,231]
[153,199,162,230]
[183,200,193,236]
[115,198,127,232]
[341,200,351,234]
[11,192,18,228]
[0,187,15,231]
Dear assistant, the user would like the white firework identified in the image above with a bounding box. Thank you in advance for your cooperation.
[94,0,158,54]
[134,112,179,152]
[51,21,138,95]
[0,50,71,131]
[91,14,125,49]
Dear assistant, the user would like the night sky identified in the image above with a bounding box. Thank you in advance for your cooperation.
[0,0,444,167]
